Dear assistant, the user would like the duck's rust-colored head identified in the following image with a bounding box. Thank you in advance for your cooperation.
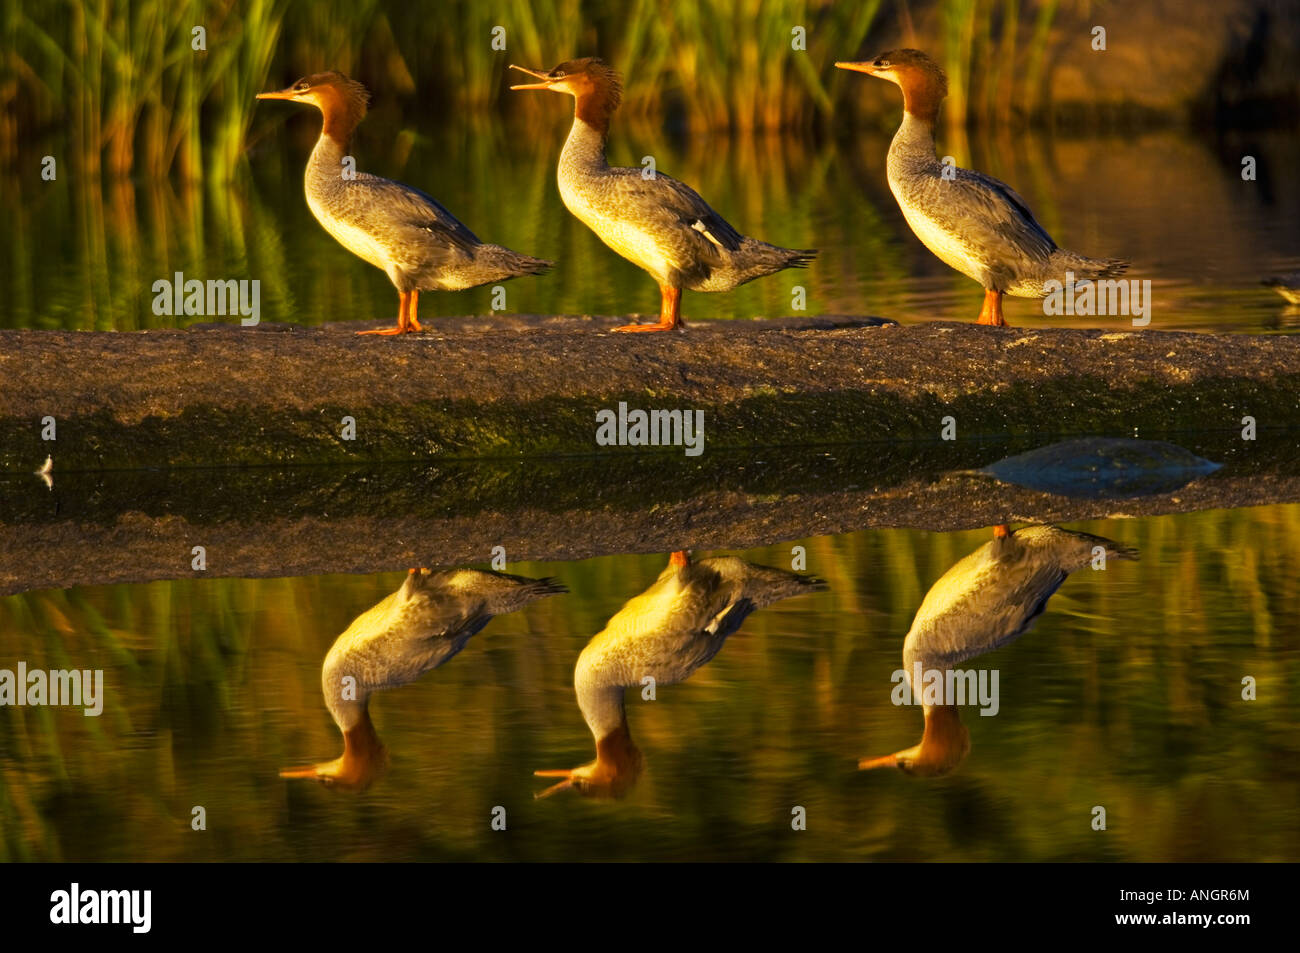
[256,70,370,143]
[836,49,948,124]
[509,57,623,133]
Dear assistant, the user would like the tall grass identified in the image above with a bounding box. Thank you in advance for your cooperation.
[3,0,1070,183]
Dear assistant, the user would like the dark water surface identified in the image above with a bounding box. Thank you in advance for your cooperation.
[3,506,1298,862]
[5,117,1299,332]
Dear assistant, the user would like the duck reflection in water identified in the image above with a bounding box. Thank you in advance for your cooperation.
[282,567,566,790]
[536,550,826,799]
[859,524,1136,777]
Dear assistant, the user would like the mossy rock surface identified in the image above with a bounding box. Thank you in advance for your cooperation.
[2,317,1297,472]
[2,314,1298,595]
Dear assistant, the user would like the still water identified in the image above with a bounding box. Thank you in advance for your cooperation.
[3,506,1298,862]
[5,114,1300,332]
[5,106,1299,862]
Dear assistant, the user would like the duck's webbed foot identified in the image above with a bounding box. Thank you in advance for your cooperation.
[615,283,684,333]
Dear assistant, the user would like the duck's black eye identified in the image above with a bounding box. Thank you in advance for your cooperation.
[551,70,566,79]
[294,80,311,91]
[874,57,889,68]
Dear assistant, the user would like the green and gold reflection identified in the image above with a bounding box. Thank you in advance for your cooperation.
[279,568,567,792]
[2,506,1298,861]
[5,121,1299,332]
[858,524,1139,778]
[534,551,825,800]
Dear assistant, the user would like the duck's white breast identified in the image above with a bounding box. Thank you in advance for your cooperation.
[891,181,987,285]
[307,192,393,275]
[558,174,675,282]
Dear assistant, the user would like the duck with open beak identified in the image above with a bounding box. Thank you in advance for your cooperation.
[510,59,815,333]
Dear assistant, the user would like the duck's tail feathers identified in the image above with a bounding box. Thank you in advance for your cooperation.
[500,574,569,600]
[1050,251,1129,282]
[1098,539,1140,562]
[524,576,569,597]
[1060,530,1140,569]
[719,240,817,287]
[728,560,829,607]
[460,570,568,615]
[478,244,553,280]
[780,247,819,270]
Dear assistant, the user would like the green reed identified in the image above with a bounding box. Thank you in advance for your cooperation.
[3,0,1070,185]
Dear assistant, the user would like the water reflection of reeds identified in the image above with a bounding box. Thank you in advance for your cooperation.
[7,113,1296,331]
[2,506,1298,861]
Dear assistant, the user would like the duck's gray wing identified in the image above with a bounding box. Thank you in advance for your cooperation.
[908,165,1058,267]
[601,167,745,253]
[347,172,483,253]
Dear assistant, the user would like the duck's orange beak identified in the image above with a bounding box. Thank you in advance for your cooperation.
[508,65,556,90]
[834,61,879,75]
[255,87,299,101]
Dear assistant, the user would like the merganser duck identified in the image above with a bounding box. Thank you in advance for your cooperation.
[256,72,550,335]
[509,59,816,332]
[836,50,1127,326]
[281,567,566,789]
[535,551,825,797]
[859,524,1136,776]
[1263,271,1300,304]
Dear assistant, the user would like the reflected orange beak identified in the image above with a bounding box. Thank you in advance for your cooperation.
[279,757,383,791]
[857,752,901,770]
[255,87,300,101]
[509,65,556,90]
[281,718,386,791]
[533,769,578,799]
[835,61,879,75]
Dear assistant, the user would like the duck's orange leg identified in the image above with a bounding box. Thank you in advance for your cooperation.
[976,289,1007,326]
[407,290,423,332]
[615,284,684,333]
[669,550,690,568]
[358,290,414,335]
[993,524,1011,539]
